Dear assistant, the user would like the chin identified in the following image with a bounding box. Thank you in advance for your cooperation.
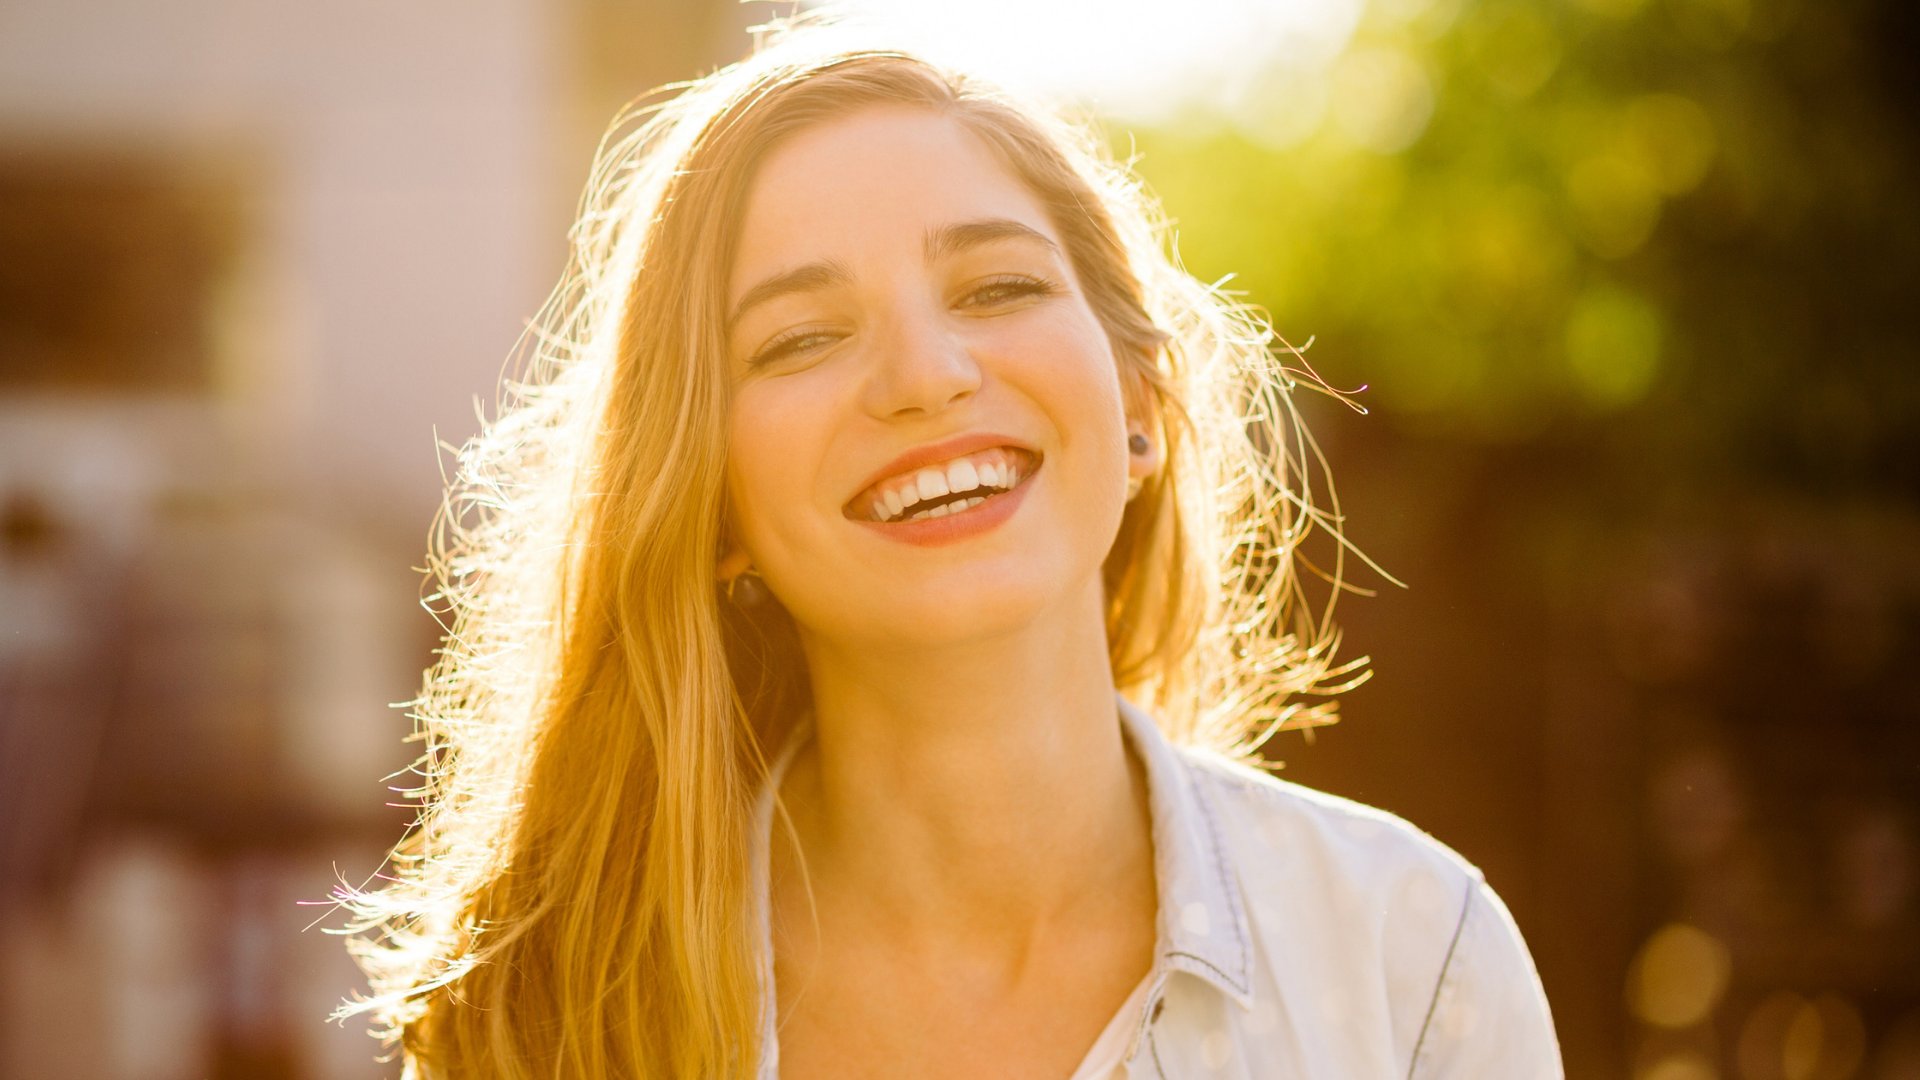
[891,589,1050,645]
[929,555,1112,636]
[800,564,1077,650]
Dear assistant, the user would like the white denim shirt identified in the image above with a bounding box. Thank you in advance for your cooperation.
[749,694,1564,1078]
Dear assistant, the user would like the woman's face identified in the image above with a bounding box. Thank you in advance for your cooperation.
[722,106,1146,648]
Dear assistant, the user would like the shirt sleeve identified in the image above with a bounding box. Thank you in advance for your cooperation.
[1409,875,1564,1079]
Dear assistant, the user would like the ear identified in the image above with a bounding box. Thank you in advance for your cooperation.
[1118,348,1165,483]
[1125,413,1164,483]
[716,545,753,583]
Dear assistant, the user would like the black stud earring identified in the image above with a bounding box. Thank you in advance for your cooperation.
[724,568,769,608]
[1128,433,1150,455]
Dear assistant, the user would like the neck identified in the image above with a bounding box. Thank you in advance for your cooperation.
[774,578,1154,980]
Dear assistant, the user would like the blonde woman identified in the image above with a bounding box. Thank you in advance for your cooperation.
[339,20,1563,1080]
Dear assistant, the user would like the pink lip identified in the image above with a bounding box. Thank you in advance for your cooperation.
[851,460,1038,547]
[847,431,1039,509]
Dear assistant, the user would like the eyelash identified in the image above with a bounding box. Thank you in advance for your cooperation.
[749,329,840,368]
[962,274,1060,308]
[747,274,1061,367]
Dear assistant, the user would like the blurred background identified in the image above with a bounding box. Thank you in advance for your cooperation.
[0,0,1912,1076]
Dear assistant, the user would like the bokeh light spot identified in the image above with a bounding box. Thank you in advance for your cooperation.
[1465,7,1562,100]
[1627,922,1732,1028]
[1809,994,1867,1080]
[1626,94,1717,195]
[1637,1051,1719,1080]
[1730,991,1871,1080]
[1782,998,1823,1080]
[1567,153,1662,257]
[1565,283,1664,408]
[1737,991,1824,1080]
[1459,184,1572,298]
[1230,62,1333,150]
[1329,46,1436,153]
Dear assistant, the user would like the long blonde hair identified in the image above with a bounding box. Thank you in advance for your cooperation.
[335,19,1375,1079]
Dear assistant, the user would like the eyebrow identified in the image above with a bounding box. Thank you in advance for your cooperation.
[726,217,1061,331]
[923,217,1061,264]
[726,260,855,332]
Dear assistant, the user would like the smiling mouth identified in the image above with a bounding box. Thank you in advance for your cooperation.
[845,446,1041,524]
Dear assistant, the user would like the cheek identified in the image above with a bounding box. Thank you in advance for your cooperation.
[725,381,831,549]
[995,313,1128,451]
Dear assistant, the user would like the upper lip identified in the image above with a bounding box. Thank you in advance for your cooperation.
[848,431,1039,508]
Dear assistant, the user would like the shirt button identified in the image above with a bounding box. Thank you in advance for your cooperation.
[1150,998,1167,1023]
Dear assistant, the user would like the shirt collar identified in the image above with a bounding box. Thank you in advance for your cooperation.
[1115,692,1256,1009]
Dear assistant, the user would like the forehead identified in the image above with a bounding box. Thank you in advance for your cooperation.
[728,106,1058,293]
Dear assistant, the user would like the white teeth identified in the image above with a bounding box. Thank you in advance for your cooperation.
[946,458,979,495]
[862,449,1036,523]
[885,491,995,524]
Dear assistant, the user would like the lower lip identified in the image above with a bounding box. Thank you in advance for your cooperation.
[851,466,1038,547]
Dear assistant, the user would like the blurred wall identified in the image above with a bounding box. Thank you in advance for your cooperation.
[0,1,566,1076]
[0,0,772,1073]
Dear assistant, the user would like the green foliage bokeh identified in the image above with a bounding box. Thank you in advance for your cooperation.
[1118,0,1917,494]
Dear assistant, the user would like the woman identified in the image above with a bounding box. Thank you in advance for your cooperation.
[338,19,1563,1079]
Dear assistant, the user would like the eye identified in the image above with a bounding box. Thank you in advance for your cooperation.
[749,327,843,368]
[960,274,1060,310]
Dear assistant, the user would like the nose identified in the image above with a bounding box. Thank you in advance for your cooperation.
[858,302,982,419]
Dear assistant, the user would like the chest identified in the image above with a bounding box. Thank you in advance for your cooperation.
[764,871,1157,1080]
[769,953,1146,1080]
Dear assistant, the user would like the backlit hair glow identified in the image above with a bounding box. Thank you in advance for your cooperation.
[333,18,1382,1079]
